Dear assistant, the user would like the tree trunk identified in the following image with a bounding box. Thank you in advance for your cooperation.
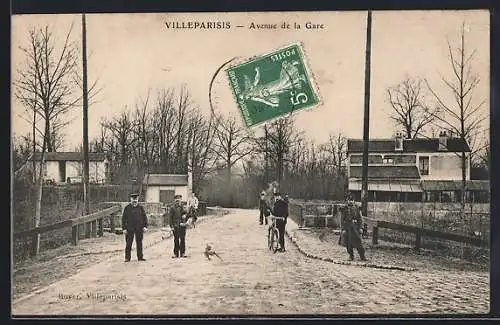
[461,149,467,216]
[32,119,49,256]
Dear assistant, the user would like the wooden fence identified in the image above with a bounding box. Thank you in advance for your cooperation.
[365,217,489,251]
[13,205,121,257]
[289,200,489,251]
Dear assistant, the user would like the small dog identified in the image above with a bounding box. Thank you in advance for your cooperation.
[204,244,223,261]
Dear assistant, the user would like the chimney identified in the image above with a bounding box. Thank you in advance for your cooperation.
[438,131,448,151]
[395,132,403,151]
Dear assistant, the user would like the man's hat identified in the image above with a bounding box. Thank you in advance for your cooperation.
[129,193,139,198]
[174,194,182,199]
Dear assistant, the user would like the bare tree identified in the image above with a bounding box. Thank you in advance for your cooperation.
[322,132,348,174]
[101,110,138,183]
[14,25,82,153]
[173,85,192,173]
[425,22,488,210]
[265,116,299,188]
[212,113,254,184]
[186,108,218,194]
[387,77,438,139]
[152,88,177,173]
[13,24,84,255]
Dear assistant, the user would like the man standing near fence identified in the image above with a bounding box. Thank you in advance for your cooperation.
[272,192,288,252]
[168,194,189,258]
[122,193,148,262]
[339,194,367,261]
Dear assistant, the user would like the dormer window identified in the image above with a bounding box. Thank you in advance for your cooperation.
[395,132,403,151]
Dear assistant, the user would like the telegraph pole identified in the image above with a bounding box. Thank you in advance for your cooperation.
[82,13,90,215]
[361,10,372,218]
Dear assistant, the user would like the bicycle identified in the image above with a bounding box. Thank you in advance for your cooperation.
[267,215,285,253]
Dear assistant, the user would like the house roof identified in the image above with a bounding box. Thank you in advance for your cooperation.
[143,174,188,186]
[347,138,471,153]
[349,166,421,179]
[32,152,107,162]
[421,180,490,192]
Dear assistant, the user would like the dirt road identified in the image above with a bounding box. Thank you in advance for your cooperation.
[12,209,489,315]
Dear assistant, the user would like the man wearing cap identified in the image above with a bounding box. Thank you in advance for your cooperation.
[168,194,189,258]
[122,193,148,262]
[339,194,367,261]
[272,192,288,252]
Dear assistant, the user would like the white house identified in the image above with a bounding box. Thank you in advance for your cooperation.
[31,152,108,184]
[346,132,489,203]
[143,173,193,204]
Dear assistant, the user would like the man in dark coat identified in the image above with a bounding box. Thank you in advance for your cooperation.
[122,193,148,262]
[168,194,189,258]
[272,192,288,252]
[339,194,366,261]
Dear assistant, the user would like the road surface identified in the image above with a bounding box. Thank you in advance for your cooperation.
[12,209,489,315]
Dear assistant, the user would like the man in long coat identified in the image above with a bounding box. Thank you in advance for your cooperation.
[339,194,367,261]
[122,193,148,262]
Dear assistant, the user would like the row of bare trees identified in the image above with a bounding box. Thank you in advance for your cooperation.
[91,85,350,206]
[90,86,218,194]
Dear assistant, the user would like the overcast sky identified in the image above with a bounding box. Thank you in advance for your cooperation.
[11,10,490,150]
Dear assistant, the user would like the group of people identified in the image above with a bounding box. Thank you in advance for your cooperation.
[121,188,367,262]
[121,192,199,262]
[259,189,367,261]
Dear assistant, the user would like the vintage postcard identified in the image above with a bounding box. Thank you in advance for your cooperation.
[11,10,490,316]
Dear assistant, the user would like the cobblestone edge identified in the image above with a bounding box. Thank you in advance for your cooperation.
[285,229,418,272]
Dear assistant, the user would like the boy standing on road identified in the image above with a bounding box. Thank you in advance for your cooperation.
[168,194,189,258]
[122,193,148,262]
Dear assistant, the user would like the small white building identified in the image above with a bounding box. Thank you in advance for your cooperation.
[143,173,193,204]
[31,152,108,184]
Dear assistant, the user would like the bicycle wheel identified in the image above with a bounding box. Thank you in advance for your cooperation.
[272,228,280,253]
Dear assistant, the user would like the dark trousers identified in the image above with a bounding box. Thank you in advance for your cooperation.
[276,218,286,250]
[125,229,144,260]
[172,226,186,256]
[347,244,366,260]
[259,208,268,225]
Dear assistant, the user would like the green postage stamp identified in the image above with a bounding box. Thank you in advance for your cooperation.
[226,43,320,128]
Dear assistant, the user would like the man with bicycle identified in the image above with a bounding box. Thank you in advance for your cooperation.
[271,192,288,252]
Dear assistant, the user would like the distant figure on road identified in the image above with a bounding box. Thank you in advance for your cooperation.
[122,193,148,262]
[188,193,199,228]
[259,191,269,225]
[272,192,288,252]
[339,194,367,261]
[168,194,189,258]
